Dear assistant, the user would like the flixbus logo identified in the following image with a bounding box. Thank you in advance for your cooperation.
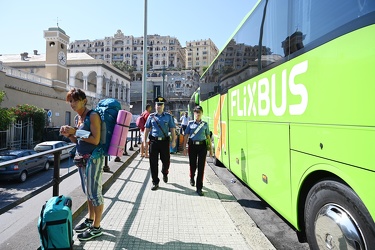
[231,60,308,117]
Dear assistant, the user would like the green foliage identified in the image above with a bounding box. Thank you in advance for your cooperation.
[0,108,14,131]
[0,91,14,131]
[112,61,135,73]
[9,104,46,141]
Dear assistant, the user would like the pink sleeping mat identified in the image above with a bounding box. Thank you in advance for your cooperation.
[108,110,132,156]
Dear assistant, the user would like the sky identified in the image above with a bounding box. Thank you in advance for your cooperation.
[0,0,257,55]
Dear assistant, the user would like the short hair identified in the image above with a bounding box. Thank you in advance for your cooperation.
[66,88,86,102]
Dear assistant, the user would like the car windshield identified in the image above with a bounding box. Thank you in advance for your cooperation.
[0,155,17,161]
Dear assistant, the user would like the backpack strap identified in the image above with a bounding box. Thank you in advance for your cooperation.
[151,114,168,138]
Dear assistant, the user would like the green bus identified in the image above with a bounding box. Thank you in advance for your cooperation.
[194,0,375,249]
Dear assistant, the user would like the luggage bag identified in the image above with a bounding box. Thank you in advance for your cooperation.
[38,195,73,250]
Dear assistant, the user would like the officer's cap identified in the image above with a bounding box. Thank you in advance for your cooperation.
[194,105,203,112]
[154,96,166,104]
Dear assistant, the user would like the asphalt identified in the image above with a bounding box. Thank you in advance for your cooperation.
[1,143,276,250]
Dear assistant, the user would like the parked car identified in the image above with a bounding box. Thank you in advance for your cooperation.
[34,141,74,162]
[0,150,50,182]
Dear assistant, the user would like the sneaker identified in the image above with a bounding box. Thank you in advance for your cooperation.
[163,174,168,183]
[197,189,203,196]
[190,179,195,186]
[78,226,103,241]
[151,184,159,190]
[74,218,93,233]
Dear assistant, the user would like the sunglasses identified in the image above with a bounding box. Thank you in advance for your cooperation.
[156,102,164,106]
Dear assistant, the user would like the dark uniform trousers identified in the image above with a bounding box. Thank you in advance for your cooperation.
[188,143,207,190]
[149,139,170,185]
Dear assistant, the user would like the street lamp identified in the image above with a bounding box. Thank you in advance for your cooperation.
[162,65,166,97]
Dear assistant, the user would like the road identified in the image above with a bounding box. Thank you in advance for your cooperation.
[0,158,80,245]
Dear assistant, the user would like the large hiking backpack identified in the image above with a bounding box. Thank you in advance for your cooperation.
[93,98,121,156]
[38,195,73,250]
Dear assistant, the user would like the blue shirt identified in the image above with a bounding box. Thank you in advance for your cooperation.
[145,112,176,138]
[185,120,210,141]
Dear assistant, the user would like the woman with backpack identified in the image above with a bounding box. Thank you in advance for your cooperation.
[60,88,104,241]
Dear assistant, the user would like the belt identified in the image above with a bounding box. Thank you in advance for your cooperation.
[150,135,170,141]
[190,140,206,145]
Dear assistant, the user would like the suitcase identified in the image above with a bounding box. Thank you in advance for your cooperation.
[38,195,73,250]
[108,110,132,156]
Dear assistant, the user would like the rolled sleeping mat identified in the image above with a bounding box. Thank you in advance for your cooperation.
[108,110,132,156]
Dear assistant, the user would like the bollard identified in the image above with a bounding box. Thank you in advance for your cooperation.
[52,151,61,196]
[133,129,138,148]
[103,156,110,172]
[129,129,134,151]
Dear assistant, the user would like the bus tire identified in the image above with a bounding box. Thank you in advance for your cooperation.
[304,180,375,250]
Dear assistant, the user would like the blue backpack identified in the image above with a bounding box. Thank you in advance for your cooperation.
[93,98,121,156]
[38,195,73,250]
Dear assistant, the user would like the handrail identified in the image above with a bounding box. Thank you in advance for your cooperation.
[0,131,141,215]
[0,144,75,215]
[0,144,75,167]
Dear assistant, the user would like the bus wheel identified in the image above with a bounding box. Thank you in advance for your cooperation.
[305,180,375,250]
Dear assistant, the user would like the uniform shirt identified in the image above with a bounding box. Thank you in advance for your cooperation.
[145,112,176,138]
[185,120,210,141]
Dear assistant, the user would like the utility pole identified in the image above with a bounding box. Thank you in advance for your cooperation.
[142,0,148,110]
[162,65,165,97]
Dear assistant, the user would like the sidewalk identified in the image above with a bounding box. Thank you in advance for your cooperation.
[72,152,275,250]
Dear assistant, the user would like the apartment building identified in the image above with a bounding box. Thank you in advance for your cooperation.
[68,31,219,117]
[69,30,186,73]
[186,38,218,75]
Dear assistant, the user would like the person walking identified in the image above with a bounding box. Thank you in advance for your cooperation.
[180,111,189,135]
[183,105,212,196]
[144,96,177,191]
[60,88,104,241]
[140,104,152,158]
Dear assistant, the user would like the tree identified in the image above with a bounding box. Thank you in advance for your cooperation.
[0,91,14,131]
[9,104,46,142]
[112,61,135,74]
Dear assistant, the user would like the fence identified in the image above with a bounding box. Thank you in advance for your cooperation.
[0,119,34,151]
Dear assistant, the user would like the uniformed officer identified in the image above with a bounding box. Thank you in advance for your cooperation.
[183,105,212,196]
[144,96,177,191]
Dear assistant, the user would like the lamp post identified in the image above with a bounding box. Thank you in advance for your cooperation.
[162,65,166,97]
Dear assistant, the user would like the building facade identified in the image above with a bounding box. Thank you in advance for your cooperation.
[0,27,131,128]
[68,31,219,117]
[186,38,219,75]
[69,30,186,73]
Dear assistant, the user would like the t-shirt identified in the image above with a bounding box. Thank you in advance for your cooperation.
[180,115,189,126]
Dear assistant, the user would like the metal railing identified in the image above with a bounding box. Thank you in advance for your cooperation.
[0,131,141,215]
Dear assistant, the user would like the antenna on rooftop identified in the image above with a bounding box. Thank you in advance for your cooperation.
[57,17,60,28]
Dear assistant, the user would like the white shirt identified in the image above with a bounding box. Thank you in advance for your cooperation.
[180,115,189,126]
